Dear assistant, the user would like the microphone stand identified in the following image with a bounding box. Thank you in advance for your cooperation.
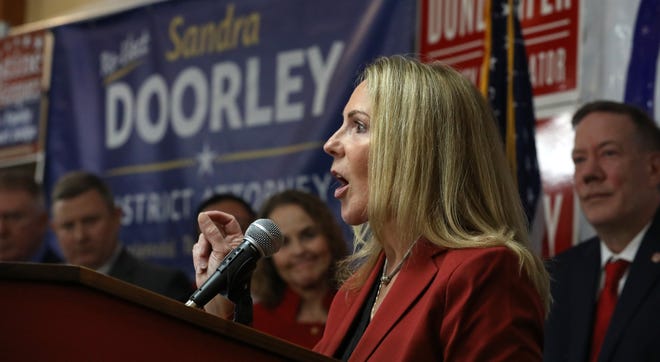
[226,275,253,326]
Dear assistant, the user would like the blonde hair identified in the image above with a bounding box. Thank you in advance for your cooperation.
[338,55,550,311]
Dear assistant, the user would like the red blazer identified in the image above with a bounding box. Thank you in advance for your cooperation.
[253,287,334,349]
[314,240,544,361]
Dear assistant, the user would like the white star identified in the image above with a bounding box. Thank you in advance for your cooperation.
[501,2,510,16]
[527,187,536,204]
[196,143,215,175]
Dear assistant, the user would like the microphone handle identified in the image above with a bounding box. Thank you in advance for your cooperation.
[186,241,258,308]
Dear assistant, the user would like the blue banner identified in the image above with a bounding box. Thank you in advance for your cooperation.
[45,0,415,277]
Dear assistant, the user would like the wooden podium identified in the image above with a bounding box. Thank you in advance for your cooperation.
[0,262,336,361]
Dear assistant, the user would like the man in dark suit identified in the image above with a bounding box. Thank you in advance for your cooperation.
[0,169,61,263]
[544,101,660,362]
[50,171,193,302]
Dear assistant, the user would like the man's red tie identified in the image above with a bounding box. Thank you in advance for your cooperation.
[590,259,630,362]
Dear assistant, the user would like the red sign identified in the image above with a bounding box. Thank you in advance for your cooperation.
[418,0,579,99]
[519,0,578,96]
[418,0,487,85]
[0,29,52,164]
[542,182,576,257]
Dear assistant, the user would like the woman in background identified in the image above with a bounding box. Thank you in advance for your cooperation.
[198,190,347,348]
[251,190,348,348]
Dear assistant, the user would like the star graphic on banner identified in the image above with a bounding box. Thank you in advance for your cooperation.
[196,143,216,175]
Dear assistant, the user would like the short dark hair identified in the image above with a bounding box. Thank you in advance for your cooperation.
[572,100,660,151]
[51,171,115,210]
[0,168,43,204]
[194,193,256,233]
[195,193,255,219]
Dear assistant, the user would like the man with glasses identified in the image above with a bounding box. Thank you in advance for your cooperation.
[0,169,61,263]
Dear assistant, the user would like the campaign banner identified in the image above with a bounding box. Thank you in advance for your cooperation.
[0,29,52,166]
[45,0,415,276]
[518,0,579,104]
[418,0,579,106]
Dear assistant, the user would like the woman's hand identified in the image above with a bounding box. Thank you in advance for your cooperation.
[191,210,244,316]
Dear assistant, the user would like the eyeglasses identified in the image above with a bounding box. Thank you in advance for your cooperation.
[0,211,32,225]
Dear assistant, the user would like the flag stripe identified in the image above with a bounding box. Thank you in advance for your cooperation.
[506,0,517,183]
[481,0,544,254]
[480,0,493,95]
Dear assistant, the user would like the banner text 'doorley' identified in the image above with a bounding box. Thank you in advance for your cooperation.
[105,41,345,149]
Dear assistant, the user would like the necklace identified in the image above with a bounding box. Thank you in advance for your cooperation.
[370,239,418,319]
[380,239,417,285]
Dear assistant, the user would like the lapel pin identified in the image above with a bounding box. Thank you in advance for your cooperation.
[651,252,660,264]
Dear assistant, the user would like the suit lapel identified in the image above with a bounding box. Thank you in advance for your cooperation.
[350,240,440,361]
[319,253,384,354]
[567,240,601,361]
[108,248,135,280]
[600,211,660,361]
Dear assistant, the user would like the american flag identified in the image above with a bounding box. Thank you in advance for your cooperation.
[480,0,544,254]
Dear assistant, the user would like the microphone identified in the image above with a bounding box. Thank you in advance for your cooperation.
[185,218,283,308]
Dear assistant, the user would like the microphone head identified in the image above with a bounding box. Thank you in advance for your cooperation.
[245,218,283,257]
